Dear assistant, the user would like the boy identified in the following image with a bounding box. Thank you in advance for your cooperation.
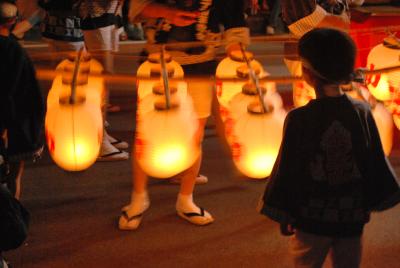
[259,28,400,268]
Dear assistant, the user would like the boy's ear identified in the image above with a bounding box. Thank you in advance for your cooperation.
[301,65,315,87]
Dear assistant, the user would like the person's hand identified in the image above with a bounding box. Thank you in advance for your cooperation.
[165,9,199,27]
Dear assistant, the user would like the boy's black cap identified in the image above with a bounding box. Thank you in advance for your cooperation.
[298,28,356,84]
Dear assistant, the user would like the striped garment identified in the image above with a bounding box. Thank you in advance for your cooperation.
[79,0,122,29]
[282,0,351,37]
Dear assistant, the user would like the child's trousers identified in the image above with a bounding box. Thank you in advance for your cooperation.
[289,230,362,268]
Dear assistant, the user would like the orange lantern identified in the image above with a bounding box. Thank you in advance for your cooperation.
[135,50,199,178]
[45,51,103,171]
[391,104,400,131]
[366,38,400,101]
[136,95,199,178]
[45,98,103,171]
[137,82,186,116]
[228,83,283,121]
[346,84,393,156]
[229,100,286,179]
[47,56,105,109]
[373,102,394,156]
[136,52,185,101]
[284,58,316,107]
[216,50,276,113]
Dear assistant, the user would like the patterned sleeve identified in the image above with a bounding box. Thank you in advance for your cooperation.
[282,0,329,37]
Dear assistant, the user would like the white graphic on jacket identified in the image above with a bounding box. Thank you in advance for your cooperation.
[310,121,361,185]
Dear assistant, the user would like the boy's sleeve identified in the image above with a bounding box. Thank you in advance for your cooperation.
[365,111,400,211]
[258,111,300,224]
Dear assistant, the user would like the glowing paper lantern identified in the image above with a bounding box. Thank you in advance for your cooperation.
[47,57,105,109]
[45,98,103,171]
[346,84,393,156]
[284,58,316,107]
[216,50,274,107]
[230,101,286,179]
[228,83,283,121]
[216,50,277,122]
[136,95,200,178]
[366,43,400,101]
[136,53,185,101]
[373,102,394,156]
[45,52,104,171]
[137,83,186,116]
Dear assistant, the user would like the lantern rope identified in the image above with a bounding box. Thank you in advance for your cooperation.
[36,64,400,86]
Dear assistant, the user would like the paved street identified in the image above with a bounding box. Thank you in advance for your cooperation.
[4,41,400,268]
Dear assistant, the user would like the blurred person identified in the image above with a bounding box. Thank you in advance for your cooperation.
[79,0,130,161]
[118,0,249,230]
[121,0,144,40]
[259,28,400,268]
[265,0,282,35]
[281,0,364,108]
[38,0,85,53]
[0,2,42,264]
[0,0,45,200]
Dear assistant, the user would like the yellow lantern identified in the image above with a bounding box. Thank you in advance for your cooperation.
[228,83,283,121]
[136,94,200,178]
[346,84,393,156]
[366,41,400,101]
[216,50,273,110]
[284,58,316,107]
[137,83,186,116]
[47,57,105,109]
[229,100,286,179]
[136,53,185,101]
[373,102,394,156]
[391,103,400,131]
[46,98,103,171]
[45,51,104,171]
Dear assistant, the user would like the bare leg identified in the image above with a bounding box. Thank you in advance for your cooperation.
[6,161,24,200]
[132,155,149,194]
[118,145,150,230]
[179,118,206,195]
